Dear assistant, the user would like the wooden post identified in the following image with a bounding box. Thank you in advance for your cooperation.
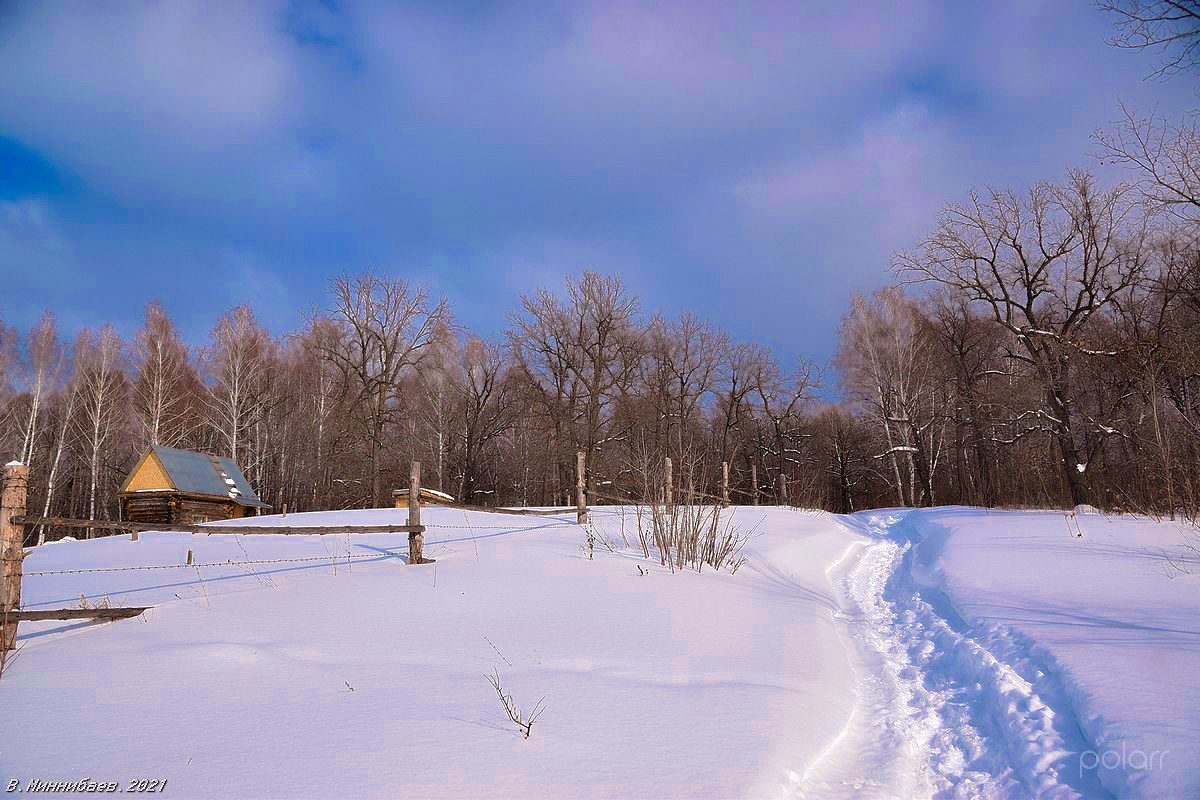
[721,461,730,508]
[779,473,789,506]
[664,457,673,506]
[576,452,587,525]
[186,549,193,566]
[281,503,287,519]
[408,461,424,565]
[130,529,138,542]
[2,462,29,651]
[751,463,758,507]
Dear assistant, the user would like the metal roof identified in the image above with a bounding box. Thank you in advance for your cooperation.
[150,445,270,507]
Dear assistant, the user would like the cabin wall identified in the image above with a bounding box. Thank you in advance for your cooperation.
[121,493,248,524]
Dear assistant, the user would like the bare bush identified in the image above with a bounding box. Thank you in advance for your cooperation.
[633,500,748,574]
[485,668,546,739]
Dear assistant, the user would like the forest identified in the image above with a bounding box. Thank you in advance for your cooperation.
[3,64,1200,536]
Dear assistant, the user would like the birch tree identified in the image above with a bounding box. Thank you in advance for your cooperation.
[132,300,195,448]
[17,312,61,467]
[205,306,274,471]
[836,288,941,507]
[73,325,128,530]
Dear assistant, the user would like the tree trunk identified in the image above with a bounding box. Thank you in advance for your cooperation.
[1048,387,1091,506]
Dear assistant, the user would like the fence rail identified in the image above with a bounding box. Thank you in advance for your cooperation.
[12,516,425,537]
[3,607,149,622]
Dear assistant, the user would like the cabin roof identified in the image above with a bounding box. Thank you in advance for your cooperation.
[121,445,270,507]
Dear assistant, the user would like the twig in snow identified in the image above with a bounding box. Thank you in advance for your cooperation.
[483,634,512,666]
[485,668,546,739]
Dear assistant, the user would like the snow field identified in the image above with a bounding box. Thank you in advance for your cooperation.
[1,506,863,799]
[2,504,1196,798]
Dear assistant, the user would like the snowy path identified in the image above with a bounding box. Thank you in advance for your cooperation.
[5,506,1192,797]
[795,511,1112,799]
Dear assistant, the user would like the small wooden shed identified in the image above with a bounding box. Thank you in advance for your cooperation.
[119,445,270,525]
[392,487,455,508]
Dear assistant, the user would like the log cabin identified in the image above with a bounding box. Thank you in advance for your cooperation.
[119,445,270,524]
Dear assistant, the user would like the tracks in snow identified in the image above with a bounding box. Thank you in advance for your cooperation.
[792,511,1111,800]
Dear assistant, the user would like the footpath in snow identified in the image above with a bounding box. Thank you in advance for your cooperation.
[1,504,1196,798]
[800,507,1199,800]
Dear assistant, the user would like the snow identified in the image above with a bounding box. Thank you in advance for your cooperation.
[889,507,1200,799]
[1,505,1196,798]
[0,507,862,798]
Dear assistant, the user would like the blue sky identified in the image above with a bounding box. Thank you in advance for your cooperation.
[0,1,1193,377]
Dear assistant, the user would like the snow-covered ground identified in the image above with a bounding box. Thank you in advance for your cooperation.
[1,505,1196,798]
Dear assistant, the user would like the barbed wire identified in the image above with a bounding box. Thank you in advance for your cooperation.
[422,522,576,531]
[10,515,585,578]
[22,553,389,577]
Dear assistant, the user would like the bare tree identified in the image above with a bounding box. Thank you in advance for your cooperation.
[291,317,346,509]
[0,311,15,402]
[204,306,274,472]
[810,404,872,513]
[1098,0,1200,78]
[1097,104,1200,224]
[0,312,19,462]
[36,382,78,545]
[73,326,128,530]
[646,313,727,469]
[451,336,515,504]
[896,171,1151,505]
[509,271,640,499]
[132,300,195,448]
[315,272,450,507]
[752,358,819,503]
[837,288,942,507]
[17,312,61,467]
[926,292,1007,506]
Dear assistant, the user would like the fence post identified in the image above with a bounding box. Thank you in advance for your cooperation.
[576,452,588,525]
[408,461,425,565]
[2,462,29,651]
[721,461,730,508]
[751,463,758,507]
[664,457,673,506]
[282,503,288,519]
[779,472,789,506]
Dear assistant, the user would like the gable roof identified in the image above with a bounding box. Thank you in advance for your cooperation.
[122,445,270,508]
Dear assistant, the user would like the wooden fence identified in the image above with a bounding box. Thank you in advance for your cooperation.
[1,454,765,652]
[0,460,432,652]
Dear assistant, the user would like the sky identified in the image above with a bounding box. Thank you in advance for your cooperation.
[0,0,1194,382]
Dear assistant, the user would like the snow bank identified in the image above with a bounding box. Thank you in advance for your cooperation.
[0,506,862,799]
[903,507,1200,799]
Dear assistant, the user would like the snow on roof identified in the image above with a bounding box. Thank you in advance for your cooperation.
[392,486,455,502]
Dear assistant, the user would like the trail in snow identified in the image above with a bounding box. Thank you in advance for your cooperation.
[795,511,1112,800]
